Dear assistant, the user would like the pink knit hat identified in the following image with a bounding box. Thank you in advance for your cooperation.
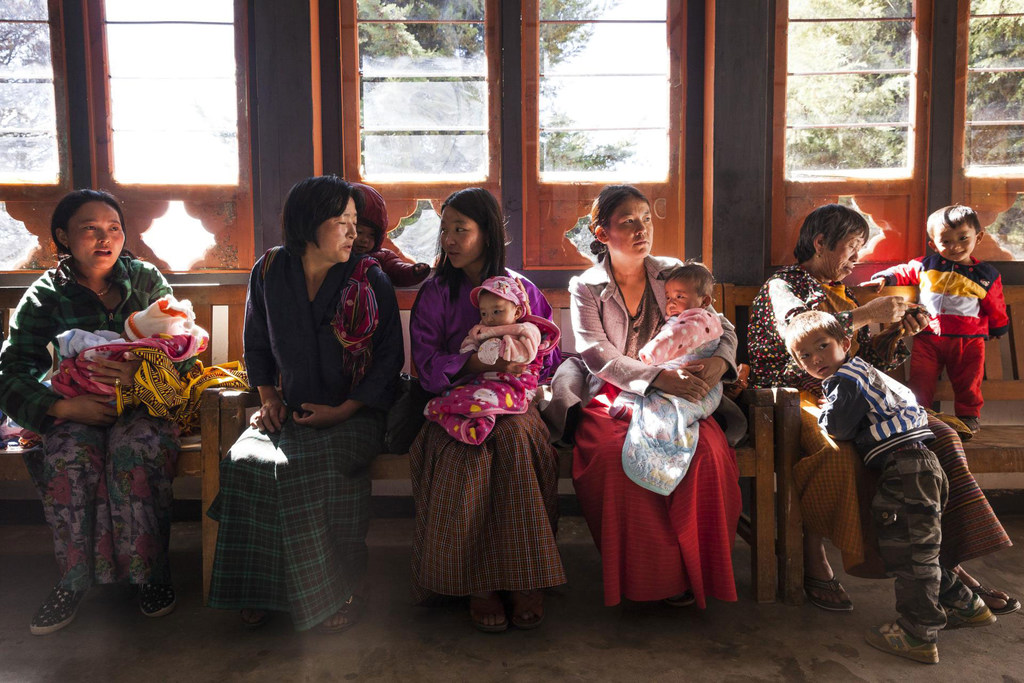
[469,275,530,314]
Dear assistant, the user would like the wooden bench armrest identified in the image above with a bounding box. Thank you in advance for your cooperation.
[739,387,800,407]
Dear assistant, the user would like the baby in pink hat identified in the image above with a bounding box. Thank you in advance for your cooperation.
[460,275,559,365]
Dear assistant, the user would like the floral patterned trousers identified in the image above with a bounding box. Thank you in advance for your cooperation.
[25,408,180,591]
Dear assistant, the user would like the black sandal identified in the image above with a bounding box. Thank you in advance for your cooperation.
[318,595,364,634]
[30,585,85,636]
[804,575,854,612]
[139,583,176,617]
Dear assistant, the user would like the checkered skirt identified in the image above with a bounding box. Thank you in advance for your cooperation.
[207,409,384,630]
[410,405,565,600]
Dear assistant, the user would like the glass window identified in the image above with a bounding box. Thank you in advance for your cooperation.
[537,0,669,181]
[0,0,59,184]
[785,0,915,179]
[964,0,1024,174]
[104,0,239,185]
[356,0,488,181]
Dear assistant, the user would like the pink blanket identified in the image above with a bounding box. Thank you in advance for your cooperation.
[424,369,539,445]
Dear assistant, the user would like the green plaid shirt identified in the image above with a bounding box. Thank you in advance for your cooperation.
[0,255,171,434]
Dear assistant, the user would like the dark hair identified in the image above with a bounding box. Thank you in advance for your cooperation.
[783,310,849,357]
[435,188,508,297]
[281,175,364,256]
[792,204,869,264]
[588,185,650,261]
[927,204,981,238]
[51,189,127,257]
[665,260,714,298]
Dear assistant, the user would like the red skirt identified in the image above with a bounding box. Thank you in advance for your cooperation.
[573,383,741,607]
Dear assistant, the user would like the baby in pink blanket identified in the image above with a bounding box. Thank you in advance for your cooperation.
[425,275,560,445]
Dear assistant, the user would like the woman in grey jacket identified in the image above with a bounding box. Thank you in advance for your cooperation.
[545,185,744,608]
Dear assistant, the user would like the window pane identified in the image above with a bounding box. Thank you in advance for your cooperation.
[0,0,47,21]
[540,129,668,181]
[965,124,1024,169]
[357,0,484,22]
[786,74,910,126]
[788,20,911,73]
[0,17,58,184]
[789,0,912,20]
[104,0,233,23]
[362,132,486,179]
[968,16,1024,69]
[538,5,669,183]
[362,80,486,130]
[104,2,239,185]
[966,71,1024,121]
[540,0,665,21]
[971,0,1024,15]
[787,126,909,177]
[357,10,488,181]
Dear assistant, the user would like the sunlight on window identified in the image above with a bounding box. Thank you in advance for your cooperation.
[964,1,1024,175]
[0,1,59,184]
[565,215,598,264]
[357,1,488,181]
[141,201,216,271]
[0,202,39,269]
[387,199,440,265]
[983,193,1024,260]
[104,0,239,185]
[538,0,668,182]
[785,0,915,179]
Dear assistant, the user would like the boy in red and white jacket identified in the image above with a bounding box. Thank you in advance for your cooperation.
[863,205,1008,432]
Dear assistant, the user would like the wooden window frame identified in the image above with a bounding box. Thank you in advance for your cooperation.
[81,0,254,273]
[951,0,1024,262]
[770,0,933,268]
[338,0,503,242]
[519,0,687,270]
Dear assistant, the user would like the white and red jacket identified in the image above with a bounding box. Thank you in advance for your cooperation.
[871,253,1008,338]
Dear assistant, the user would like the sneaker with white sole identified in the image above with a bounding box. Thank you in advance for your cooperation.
[30,585,84,636]
[945,593,997,629]
[864,622,939,664]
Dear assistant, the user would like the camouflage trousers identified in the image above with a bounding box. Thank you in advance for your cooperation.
[873,445,974,643]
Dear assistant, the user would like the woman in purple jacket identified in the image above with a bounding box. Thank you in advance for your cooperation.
[408,188,565,633]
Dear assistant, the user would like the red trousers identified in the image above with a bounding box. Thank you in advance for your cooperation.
[908,334,985,417]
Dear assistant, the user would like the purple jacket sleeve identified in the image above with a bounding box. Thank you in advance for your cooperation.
[520,276,562,382]
[409,280,473,394]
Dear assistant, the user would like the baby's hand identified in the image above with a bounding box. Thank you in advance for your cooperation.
[858,278,886,292]
[412,262,430,277]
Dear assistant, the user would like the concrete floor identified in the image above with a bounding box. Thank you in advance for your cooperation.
[1,516,1022,683]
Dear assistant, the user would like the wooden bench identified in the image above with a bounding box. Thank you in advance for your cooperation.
[3,281,793,607]
[0,284,248,483]
[722,282,1024,606]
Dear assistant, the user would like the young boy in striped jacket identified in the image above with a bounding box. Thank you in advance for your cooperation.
[784,310,995,665]
[862,205,1008,433]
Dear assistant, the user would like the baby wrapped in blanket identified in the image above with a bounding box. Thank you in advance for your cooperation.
[611,263,725,495]
[424,275,560,445]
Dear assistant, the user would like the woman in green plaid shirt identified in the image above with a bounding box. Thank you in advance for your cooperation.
[0,190,181,635]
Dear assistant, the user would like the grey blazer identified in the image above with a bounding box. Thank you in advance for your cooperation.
[542,255,747,445]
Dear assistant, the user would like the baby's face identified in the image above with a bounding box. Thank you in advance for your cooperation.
[665,279,709,316]
[478,291,519,327]
[353,224,376,254]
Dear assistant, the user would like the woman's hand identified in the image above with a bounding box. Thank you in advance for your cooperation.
[899,306,930,337]
[88,354,141,388]
[679,356,729,388]
[652,367,712,402]
[50,394,118,426]
[292,400,361,429]
[858,294,910,325]
[252,387,286,433]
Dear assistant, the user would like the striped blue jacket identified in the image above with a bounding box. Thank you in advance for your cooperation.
[819,357,933,467]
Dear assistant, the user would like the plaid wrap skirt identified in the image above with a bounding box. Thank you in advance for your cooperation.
[410,405,565,600]
[207,409,384,630]
[793,393,1011,578]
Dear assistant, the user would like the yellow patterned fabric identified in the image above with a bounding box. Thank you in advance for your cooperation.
[116,347,249,433]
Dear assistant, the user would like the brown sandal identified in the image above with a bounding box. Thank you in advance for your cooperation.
[469,592,508,633]
[510,590,544,630]
[318,595,363,634]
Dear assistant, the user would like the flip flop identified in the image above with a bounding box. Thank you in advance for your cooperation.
[973,585,1021,616]
[470,593,508,633]
[663,590,696,608]
[804,575,854,612]
[239,609,270,629]
[318,595,363,634]
[510,590,544,630]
